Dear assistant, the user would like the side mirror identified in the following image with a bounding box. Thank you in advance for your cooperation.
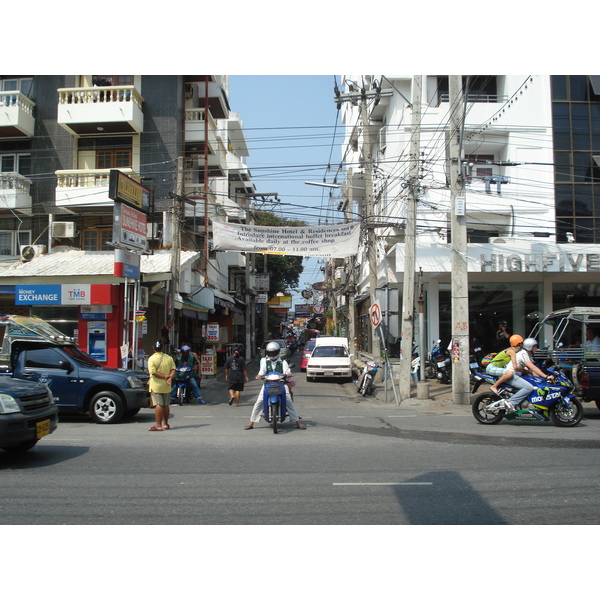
[58,360,73,373]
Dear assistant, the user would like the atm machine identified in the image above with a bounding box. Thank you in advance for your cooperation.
[87,321,107,362]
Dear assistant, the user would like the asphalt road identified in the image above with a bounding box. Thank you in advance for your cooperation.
[2,369,600,526]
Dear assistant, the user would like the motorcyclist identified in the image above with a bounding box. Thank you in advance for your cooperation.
[244,341,306,430]
[489,336,554,411]
[170,345,204,404]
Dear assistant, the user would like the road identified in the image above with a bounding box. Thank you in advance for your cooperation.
[2,370,600,526]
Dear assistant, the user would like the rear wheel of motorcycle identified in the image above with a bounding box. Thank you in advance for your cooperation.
[425,366,436,379]
[271,404,278,434]
[472,393,504,425]
[549,397,583,427]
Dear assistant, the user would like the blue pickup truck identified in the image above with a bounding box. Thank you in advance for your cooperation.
[0,315,149,424]
[531,307,600,410]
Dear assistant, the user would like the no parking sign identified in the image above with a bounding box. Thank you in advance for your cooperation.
[369,303,382,328]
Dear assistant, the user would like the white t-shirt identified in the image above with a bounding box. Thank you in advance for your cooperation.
[506,348,531,376]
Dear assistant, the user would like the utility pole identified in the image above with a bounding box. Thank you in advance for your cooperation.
[359,91,380,361]
[448,75,471,405]
[399,76,422,398]
[169,156,185,351]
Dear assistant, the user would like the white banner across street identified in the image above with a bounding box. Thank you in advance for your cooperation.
[212,220,361,258]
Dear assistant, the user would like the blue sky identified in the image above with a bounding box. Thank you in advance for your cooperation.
[229,75,345,305]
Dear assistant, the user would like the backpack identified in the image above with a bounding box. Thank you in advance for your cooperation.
[480,353,497,367]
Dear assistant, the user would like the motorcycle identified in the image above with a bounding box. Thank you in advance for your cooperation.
[261,371,289,434]
[425,339,442,379]
[355,361,378,396]
[435,349,452,384]
[174,364,192,405]
[471,367,583,427]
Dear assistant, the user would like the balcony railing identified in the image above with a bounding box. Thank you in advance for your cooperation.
[0,91,35,113]
[0,172,32,193]
[56,168,136,188]
[0,91,36,137]
[58,85,143,109]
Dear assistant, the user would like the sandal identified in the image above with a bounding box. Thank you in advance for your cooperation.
[244,424,254,430]
[163,424,171,430]
[148,426,163,431]
[296,423,307,429]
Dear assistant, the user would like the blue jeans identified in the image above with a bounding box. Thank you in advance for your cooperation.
[171,377,202,400]
[505,374,534,406]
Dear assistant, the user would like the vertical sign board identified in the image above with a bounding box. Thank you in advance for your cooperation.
[206,323,219,342]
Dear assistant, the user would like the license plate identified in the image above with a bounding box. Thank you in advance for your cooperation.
[324,371,334,376]
[36,419,51,439]
[470,362,479,369]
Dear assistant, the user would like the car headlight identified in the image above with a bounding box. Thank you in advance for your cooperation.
[127,376,144,388]
[0,393,21,414]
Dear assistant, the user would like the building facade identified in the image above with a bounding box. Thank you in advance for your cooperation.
[335,75,600,356]
[0,75,255,367]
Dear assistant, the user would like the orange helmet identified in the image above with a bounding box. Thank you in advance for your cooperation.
[509,334,524,346]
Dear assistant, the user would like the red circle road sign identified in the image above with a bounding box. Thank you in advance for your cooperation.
[369,303,382,327]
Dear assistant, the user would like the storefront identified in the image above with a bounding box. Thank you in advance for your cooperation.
[386,238,600,354]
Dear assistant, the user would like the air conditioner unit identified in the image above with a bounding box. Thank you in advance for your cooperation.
[51,221,75,238]
[139,286,149,308]
[20,244,46,261]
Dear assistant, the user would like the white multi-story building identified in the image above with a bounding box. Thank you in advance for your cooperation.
[336,75,600,355]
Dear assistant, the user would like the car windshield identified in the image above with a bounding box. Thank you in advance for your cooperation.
[304,340,316,353]
[312,346,348,358]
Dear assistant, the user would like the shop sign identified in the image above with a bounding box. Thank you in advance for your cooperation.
[206,323,219,342]
[109,170,150,213]
[15,284,111,306]
[113,202,148,252]
[200,354,216,375]
[254,275,270,291]
[255,293,268,304]
[114,248,141,279]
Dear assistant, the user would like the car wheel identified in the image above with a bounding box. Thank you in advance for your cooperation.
[89,391,124,424]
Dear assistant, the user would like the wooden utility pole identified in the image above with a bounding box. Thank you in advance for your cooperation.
[448,75,471,405]
[399,76,422,398]
[169,156,185,351]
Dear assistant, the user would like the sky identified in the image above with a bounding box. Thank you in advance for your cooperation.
[228,75,346,308]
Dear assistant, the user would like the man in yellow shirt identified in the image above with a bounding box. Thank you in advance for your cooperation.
[148,340,176,431]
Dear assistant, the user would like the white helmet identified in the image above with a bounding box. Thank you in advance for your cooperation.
[523,338,538,351]
[265,341,281,359]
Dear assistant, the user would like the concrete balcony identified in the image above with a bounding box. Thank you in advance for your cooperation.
[0,91,35,137]
[0,172,33,214]
[185,108,219,153]
[55,168,138,208]
[57,86,144,135]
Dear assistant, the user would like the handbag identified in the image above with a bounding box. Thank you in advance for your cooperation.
[287,376,296,388]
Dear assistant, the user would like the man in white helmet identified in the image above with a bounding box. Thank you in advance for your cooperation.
[244,341,306,430]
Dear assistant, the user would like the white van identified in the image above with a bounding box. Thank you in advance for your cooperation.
[306,337,352,382]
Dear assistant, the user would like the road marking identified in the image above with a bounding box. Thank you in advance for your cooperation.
[386,415,417,418]
[337,416,365,418]
[333,482,433,486]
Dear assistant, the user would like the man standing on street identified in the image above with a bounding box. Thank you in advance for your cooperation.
[148,340,176,431]
[225,347,249,406]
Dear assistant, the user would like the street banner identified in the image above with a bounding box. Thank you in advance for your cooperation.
[212,221,360,258]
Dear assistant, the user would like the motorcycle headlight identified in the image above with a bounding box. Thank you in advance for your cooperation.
[127,376,144,388]
[0,393,21,414]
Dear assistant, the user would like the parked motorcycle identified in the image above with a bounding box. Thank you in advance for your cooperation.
[435,350,452,384]
[261,371,289,434]
[425,339,442,379]
[471,368,583,427]
[355,361,378,396]
[174,364,192,405]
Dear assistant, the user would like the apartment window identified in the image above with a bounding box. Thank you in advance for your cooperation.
[82,229,112,251]
[0,230,31,256]
[0,154,32,176]
[0,77,33,96]
[96,149,132,169]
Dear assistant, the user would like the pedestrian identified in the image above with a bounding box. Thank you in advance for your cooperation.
[147,340,176,431]
[225,347,249,406]
[495,320,510,350]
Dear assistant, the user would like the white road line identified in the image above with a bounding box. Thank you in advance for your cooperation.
[337,416,365,418]
[333,482,433,486]
[386,415,417,418]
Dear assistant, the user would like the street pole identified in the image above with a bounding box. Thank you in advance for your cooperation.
[399,76,422,398]
[448,75,471,405]
[170,156,184,351]
[359,91,380,361]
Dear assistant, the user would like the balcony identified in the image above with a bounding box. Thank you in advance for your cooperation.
[185,108,219,153]
[0,91,35,137]
[55,168,138,208]
[185,80,229,119]
[0,172,33,213]
[57,86,144,135]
